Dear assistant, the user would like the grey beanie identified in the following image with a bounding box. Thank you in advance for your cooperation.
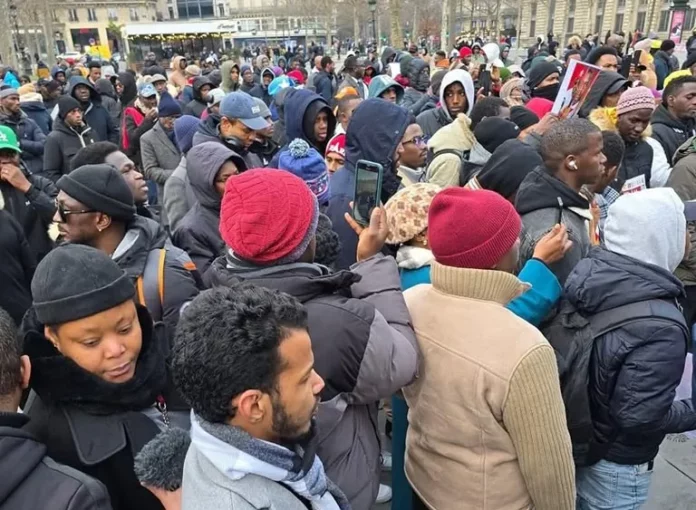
[0,88,18,99]
[57,164,136,222]
[32,244,135,325]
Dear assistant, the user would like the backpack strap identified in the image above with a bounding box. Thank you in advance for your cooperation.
[433,148,464,159]
[137,248,166,322]
[589,299,689,344]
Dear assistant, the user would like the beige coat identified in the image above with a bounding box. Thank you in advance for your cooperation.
[425,114,475,188]
[403,262,575,510]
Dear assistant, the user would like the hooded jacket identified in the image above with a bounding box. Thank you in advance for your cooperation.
[416,69,475,139]
[651,104,696,165]
[472,138,543,200]
[381,47,397,70]
[22,305,188,510]
[0,413,112,510]
[590,107,671,189]
[577,71,628,118]
[220,61,240,93]
[184,77,212,118]
[173,143,246,276]
[425,113,476,187]
[269,89,335,167]
[117,72,137,109]
[112,215,200,330]
[654,50,672,89]
[94,78,121,126]
[68,76,118,144]
[205,253,418,510]
[43,119,95,183]
[565,244,696,465]
[0,160,57,263]
[169,56,188,91]
[401,59,433,116]
[515,167,593,285]
[667,136,696,287]
[20,99,52,136]
[368,75,404,102]
[326,99,410,269]
[0,109,46,175]
[191,113,264,170]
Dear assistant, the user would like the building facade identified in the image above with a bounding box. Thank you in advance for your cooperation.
[514,0,696,47]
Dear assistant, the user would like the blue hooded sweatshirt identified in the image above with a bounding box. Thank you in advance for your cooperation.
[68,76,119,144]
[326,98,409,269]
[268,89,335,168]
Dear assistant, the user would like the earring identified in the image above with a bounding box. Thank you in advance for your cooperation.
[97,226,103,232]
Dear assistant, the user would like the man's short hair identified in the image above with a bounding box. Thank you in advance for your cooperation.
[565,49,581,62]
[171,285,308,423]
[435,50,447,59]
[87,61,102,70]
[661,39,676,52]
[601,130,625,169]
[320,56,333,69]
[470,97,509,131]
[586,46,618,65]
[540,118,601,164]
[70,142,121,171]
[662,75,696,107]
[0,307,21,397]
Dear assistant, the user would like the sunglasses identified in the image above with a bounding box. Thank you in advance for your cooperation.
[55,199,95,223]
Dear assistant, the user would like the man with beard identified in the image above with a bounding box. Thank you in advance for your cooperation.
[338,55,368,98]
[172,284,350,510]
[198,169,417,510]
[66,76,118,144]
[397,120,428,185]
[191,91,267,170]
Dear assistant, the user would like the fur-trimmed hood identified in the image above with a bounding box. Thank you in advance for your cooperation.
[589,106,653,139]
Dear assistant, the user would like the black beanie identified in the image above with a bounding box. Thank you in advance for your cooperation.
[474,117,520,154]
[509,106,539,131]
[31,244,135,325]
[57,96,81,120]
[57,164,136,222]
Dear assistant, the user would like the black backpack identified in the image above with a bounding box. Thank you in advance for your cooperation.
[542,298,688,467]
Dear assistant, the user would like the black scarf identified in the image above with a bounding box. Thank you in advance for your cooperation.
[22,306,167,415]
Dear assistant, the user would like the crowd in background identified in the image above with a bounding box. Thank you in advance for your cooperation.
[3,25,696,510]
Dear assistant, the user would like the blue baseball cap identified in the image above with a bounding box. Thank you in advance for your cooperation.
[138,83,157,98]
[219,92,269,131]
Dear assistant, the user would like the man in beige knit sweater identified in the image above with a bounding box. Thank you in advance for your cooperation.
[403,187,575,510]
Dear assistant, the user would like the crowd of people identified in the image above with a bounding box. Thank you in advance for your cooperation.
[2,27,696,510]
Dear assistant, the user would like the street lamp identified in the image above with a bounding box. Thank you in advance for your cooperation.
[367,0,377,45]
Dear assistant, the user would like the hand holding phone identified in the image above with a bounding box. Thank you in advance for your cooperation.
[344,204,390,261]
[352,159,384,226]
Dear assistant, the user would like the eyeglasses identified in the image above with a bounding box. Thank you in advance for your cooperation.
[55,200,95,223]
[403,136,426,147]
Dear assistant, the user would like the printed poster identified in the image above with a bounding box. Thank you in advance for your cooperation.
[671,10,685,44]
[552,59,601,120]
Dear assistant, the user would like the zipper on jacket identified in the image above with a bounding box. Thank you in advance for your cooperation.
[155,395,170,428]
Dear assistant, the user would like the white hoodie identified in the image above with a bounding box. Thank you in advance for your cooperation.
[439,69,475,118]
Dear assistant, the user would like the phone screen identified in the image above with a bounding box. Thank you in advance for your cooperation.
[353,160,384,226]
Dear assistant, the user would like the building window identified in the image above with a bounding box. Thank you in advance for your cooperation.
[68,9,79,21]
[107,8,118,21]
[168,6,174,17]
[129,8,139,20]
[87,8,97,21]
[218,3,224,16]
[614,13,624,32]
[617,0,625,6]
[567,17,574,33]
[686,8,696,30]
[658,10,670,31]
[635,11,646,31]
[51,9,59,22]
[529,2,537,37]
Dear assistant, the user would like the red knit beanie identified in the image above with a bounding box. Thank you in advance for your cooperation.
[219,168,319,264]
[428,188,521,269]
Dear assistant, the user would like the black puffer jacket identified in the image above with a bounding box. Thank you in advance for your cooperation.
[565,248,696,465]
[651,104,696,164]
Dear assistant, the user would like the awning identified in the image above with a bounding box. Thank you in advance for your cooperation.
[123,21,239,36]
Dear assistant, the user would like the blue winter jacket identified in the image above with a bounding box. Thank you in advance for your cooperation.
[400,258,561,326]
[327,99,410,269]
[21,101,52,135]
[68,76,119,144]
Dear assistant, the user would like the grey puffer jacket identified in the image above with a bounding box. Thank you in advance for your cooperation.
[668,136,696,286]
[515,166,593,286]
[205,254,419,510]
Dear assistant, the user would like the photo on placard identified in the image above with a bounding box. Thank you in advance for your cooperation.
[552,60,601,120]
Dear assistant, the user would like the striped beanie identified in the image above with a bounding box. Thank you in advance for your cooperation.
[616,86,656,116]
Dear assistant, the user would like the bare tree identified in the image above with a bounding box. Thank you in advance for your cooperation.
[390,0,403,45]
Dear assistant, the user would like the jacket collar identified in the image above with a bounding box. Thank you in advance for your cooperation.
[152,121,179,153]
[430,261,529,305]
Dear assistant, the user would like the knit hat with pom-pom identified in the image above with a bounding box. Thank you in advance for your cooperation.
[278,138,330,204]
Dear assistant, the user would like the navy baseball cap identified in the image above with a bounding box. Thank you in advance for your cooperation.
[219,92,269,131]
